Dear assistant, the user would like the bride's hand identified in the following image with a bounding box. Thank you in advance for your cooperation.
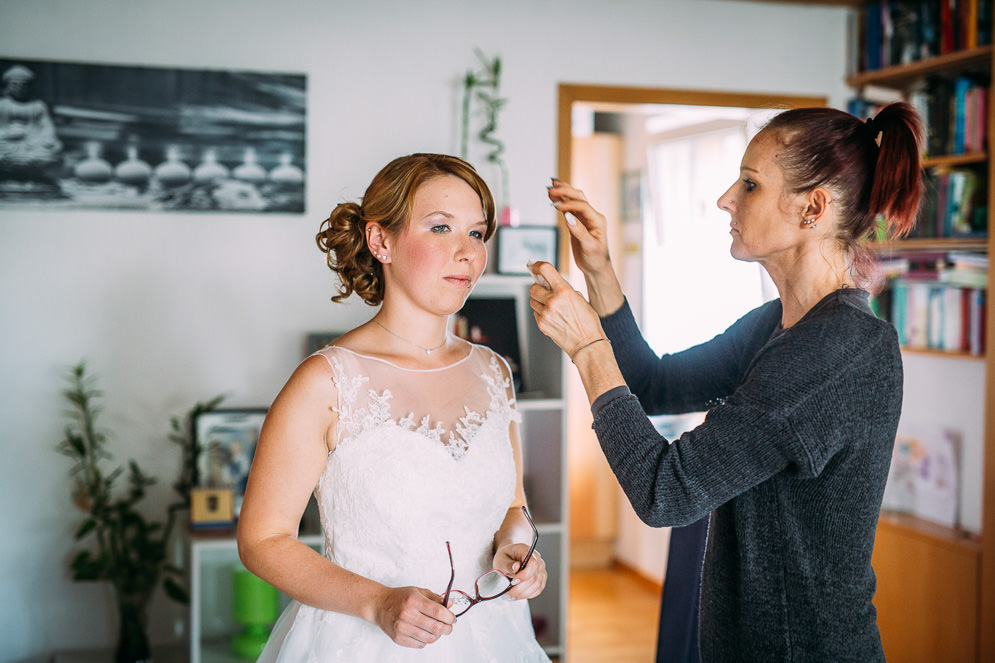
[493,543,547,600]
[372,586,454,648]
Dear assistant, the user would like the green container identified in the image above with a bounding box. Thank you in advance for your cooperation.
[231,566,279,659]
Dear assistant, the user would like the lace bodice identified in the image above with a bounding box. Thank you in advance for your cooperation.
[313,343,522,594]
[256,342,549,662]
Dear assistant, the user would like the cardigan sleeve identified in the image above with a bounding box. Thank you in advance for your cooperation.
[599,298,782,415]
[592,303,901,527]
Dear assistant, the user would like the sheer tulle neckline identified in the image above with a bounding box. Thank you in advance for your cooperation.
[328,340,474,373]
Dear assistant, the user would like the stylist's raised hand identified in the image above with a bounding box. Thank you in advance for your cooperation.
[547,179,624,316]
[528,261,607,362]
[547,179,611,276]
[372,585,454,648]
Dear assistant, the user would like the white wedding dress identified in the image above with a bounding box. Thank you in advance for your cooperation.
[257,343,551,663]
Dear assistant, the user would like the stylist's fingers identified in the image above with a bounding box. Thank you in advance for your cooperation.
[547,179,602,228]
[547,178,588,203]
[547,179,611,273]
[527,260,567,303]
[548,181,600,231]
[528,269,604,356]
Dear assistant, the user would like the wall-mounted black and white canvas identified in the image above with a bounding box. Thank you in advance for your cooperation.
[0,57,306,213]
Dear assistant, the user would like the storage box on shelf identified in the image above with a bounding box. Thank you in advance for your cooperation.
[846,5,994,661]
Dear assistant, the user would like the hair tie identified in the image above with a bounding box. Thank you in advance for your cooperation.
[864,117,877,135]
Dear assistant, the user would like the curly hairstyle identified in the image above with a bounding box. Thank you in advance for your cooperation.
[760,101,925,289]
[316,153,496,305]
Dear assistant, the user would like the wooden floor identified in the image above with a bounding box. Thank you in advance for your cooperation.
[563,564,662,663]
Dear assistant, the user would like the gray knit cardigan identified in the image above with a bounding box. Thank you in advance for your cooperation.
[593,288,900,662]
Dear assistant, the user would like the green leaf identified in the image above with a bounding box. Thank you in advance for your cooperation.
[70,551,103,581]
[163,576,190,605]
[74,519,96,540]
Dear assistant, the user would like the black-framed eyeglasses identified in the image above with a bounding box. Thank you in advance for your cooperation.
[441,505,538,617]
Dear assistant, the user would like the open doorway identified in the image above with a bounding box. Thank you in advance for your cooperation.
[556,85,826,583]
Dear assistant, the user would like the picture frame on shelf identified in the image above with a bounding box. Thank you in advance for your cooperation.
[454,296,524,392]
[194,408,267,517]
[496,225,558,275]
[189,487,235,531]
[621,170,644,222]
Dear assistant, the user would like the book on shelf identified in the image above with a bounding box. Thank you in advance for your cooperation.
[878,250,988,353]
[914,167,988,239]
[888,277,986,354]
[882,424,961,529]
[852,76,989,161]
[858,0,993,73]
[923,77,987,159]
[941,251,989,288]
[948,250,990,269]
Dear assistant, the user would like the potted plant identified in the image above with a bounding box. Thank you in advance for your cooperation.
[460,48,512,222]
[57,360,223,662]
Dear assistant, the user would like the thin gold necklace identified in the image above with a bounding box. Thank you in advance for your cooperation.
[373,319,448,355]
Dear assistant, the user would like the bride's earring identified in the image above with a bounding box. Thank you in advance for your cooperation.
[366,226,390,262]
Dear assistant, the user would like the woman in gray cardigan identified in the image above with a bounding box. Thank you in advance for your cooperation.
[529,102,924,662]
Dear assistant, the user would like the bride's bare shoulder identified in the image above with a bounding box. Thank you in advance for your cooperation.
[277,352,340,403]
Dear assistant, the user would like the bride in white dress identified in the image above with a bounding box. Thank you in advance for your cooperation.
[237,153,551,662]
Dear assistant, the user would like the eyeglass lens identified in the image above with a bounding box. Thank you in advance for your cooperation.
[443,505,538,617]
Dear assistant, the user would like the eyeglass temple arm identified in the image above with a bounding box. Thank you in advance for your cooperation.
[442,541,455,605]
[518,505,538,572]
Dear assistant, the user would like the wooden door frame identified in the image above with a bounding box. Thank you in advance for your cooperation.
[555,84,826,267]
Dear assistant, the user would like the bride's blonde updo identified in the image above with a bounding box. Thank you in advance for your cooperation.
[316,153,496,306]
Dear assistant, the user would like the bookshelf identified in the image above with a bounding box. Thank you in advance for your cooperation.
[842,3,995,661]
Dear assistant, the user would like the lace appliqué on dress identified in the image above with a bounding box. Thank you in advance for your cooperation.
[328,353,517,461]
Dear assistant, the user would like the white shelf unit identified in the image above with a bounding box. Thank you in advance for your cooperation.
[468,273,569,659]
[188,534,323,663]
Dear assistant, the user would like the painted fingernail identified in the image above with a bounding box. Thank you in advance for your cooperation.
[565,212,577,225]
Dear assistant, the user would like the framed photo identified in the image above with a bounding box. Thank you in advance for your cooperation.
[194,408,267,516]
[496,225,558,275]
[454,296,524,392]
[621,170,644,222]
[189,487,235,531]
[0,57,306,213]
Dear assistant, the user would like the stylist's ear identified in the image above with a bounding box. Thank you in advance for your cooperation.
[802,188,834,222]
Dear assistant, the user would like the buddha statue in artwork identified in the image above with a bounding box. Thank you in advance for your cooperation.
[0,64,63,186]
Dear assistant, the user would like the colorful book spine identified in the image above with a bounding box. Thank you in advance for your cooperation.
[889,279,987,355]
[860,0,988,70]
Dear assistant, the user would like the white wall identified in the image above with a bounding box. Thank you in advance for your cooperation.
[0,0,851,658]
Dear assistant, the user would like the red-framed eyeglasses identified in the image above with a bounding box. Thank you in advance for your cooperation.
[441,505,538,617]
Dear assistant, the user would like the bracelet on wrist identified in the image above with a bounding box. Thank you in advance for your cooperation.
[569,337,610,362]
